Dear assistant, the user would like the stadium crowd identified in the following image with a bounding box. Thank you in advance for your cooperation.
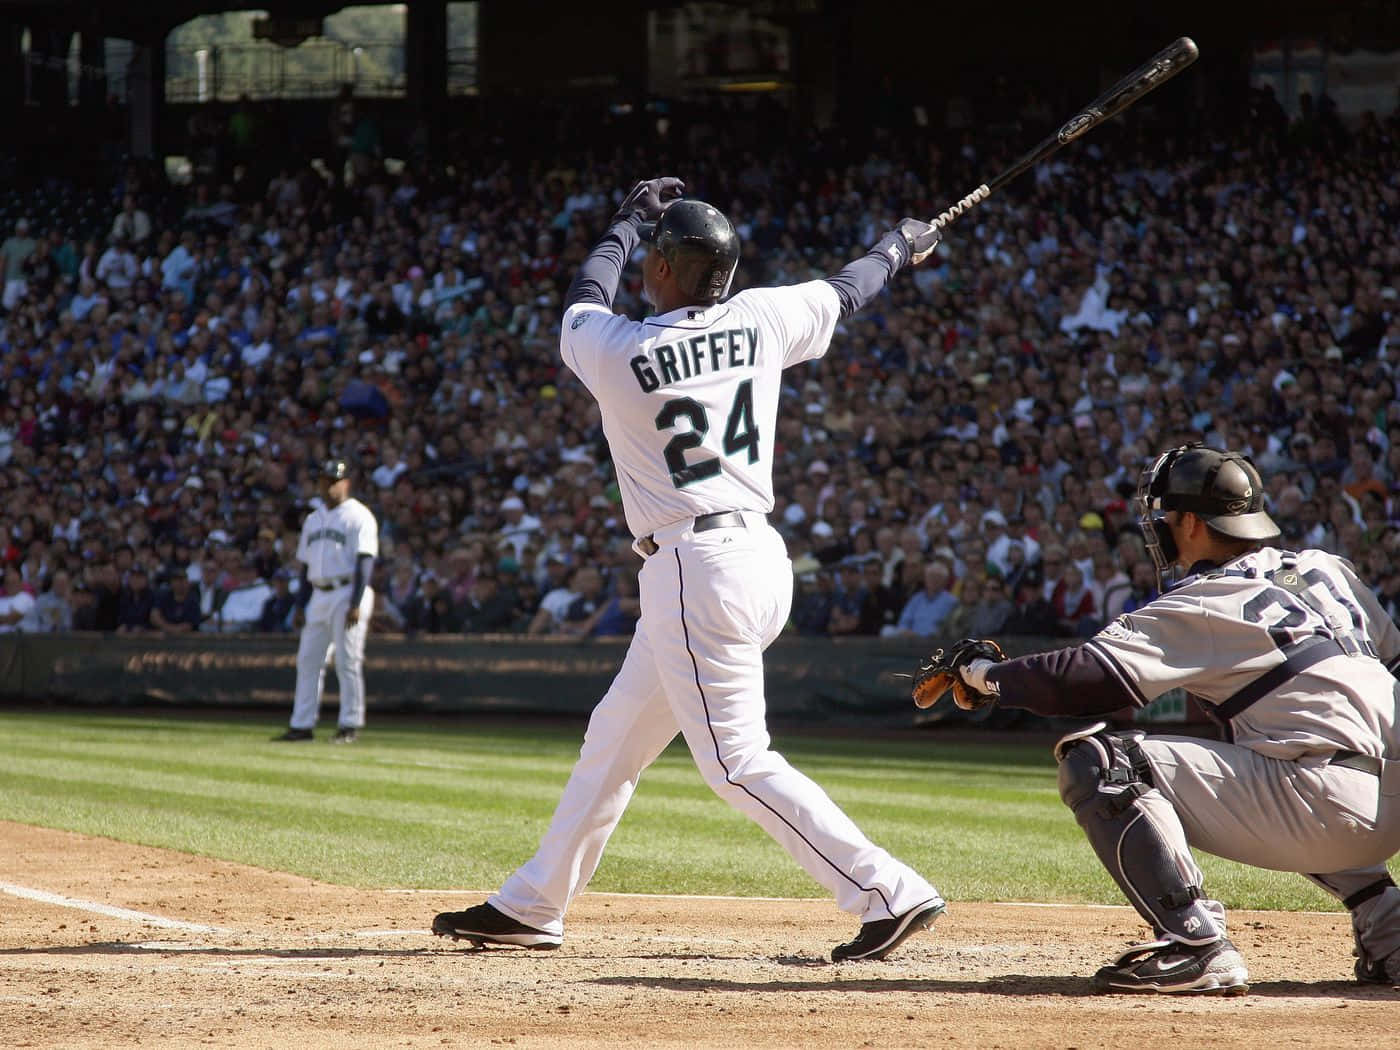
[0,83,1397,644]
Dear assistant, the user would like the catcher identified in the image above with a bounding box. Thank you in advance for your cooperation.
[914,444,1400,995]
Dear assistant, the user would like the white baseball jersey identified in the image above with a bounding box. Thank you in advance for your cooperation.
[1084,547,1400,759]
[297,497,379,581]
[560,281,841,537]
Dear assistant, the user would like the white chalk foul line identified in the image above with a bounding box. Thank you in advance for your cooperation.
[0,880,231,934]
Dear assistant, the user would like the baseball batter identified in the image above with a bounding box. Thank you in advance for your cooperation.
[915,444,1400,994]
[276,459,378,744]
[433,179,945,961]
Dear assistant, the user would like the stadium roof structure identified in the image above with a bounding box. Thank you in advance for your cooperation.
[0,0,1369,45]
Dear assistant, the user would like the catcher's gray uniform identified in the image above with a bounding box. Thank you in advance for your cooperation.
[988,545,1400,975]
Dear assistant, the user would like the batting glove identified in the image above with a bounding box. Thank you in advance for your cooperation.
[612,177,686,226]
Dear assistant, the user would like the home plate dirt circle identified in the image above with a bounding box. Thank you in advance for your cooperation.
[0,822,1391,1049]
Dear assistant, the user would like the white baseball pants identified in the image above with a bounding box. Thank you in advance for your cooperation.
[290,584,374,731]
[491,513,941,935]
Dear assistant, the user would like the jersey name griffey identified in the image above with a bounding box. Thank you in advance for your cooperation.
[1085,546,1400,758]
[561,281,840,538]
[297,498,379,582]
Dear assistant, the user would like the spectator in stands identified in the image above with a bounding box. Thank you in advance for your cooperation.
[0,565,37,633]
[1002,574,1059,637]
[0,217,35,312]
[152,572,204,634]
[256,572,297,633]
[1118,560,1161,616]
[0,81,1389,662]
[210,557,272,632]
[944,574,1013,639]
[460,568,518,633]
[558,566,607,636]
[115,564,156,633]
[110,194,152,247]
[33,569,75,633]
[1050,561,1098,637]
[827,561,881,636]
[527,559,580,635]
[95,234,140,299]
[884,562,957,639]
[792,568,839,636]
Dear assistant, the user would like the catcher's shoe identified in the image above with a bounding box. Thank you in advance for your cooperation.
[1355,950,1400,985]
[432,903,562,950]
[831,899,945,962]
[273,728,313,742]
[1092,938,1249,995]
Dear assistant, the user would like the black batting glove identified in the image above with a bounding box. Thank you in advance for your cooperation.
[894,217,941,266]
[612,177,686,226]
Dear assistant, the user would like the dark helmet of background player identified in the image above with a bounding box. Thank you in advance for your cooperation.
[321,459,351,483]
[1135,443,1280,583]
[639,199,740,303]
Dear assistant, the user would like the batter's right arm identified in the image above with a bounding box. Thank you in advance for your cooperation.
[824,218,941,319]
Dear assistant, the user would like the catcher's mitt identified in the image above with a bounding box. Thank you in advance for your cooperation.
[912,638,1007,711]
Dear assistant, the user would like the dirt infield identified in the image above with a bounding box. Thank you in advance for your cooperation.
[0,821,1393,1049]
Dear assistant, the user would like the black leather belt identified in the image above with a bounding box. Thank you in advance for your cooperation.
[312,577,352,591]
[638,511,747,556]
[1332,750,1383,776]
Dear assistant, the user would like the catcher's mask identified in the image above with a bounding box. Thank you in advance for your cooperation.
[639,199,739,303]
[1135,443,1280,586]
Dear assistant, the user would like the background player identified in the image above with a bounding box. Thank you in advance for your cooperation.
[276,458,378,744]
[433,178,945,961]
[913,443,1400,994]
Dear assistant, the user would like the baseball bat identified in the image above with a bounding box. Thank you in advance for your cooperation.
[927,36,1199,229]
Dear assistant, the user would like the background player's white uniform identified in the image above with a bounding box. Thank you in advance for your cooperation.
[289,496,378,732]
[486,278,942,937]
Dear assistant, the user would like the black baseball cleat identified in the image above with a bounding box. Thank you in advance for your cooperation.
[1092,938,1249,995]
[1355,950,1400,985]
[831,899,945,962]
[273,728,314,742]
[432,903,562,950]
[332,727,359,744]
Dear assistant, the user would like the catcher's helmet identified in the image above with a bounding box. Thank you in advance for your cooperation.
[640,199,739,303]
[321,458,351,482]
[1135,444,1279,581]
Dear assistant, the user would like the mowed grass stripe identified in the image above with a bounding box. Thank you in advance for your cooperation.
[1,747,581,812]
[0,712,1344,909]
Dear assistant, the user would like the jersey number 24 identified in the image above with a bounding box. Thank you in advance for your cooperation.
[655,380,759,488]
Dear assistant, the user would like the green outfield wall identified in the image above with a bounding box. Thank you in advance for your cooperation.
[0,633,1200,729]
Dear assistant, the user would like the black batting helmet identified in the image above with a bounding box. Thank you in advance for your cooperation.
[321,458,351,482]
[640,199,739,303]
[1136,444,1279,581]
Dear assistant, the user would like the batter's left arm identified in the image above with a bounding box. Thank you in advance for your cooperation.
[564,220,639,311]
[564,177,685,310]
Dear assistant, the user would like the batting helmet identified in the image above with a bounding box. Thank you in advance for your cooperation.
[640,199,739,303]
[321,458,351,482]
[1135,444,1279,581]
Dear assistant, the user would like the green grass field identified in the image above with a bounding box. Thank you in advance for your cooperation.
[0,710,1338,911]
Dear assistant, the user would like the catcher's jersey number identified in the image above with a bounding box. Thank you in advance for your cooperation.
[1242,566,1376,657]
[655,380,759,488]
